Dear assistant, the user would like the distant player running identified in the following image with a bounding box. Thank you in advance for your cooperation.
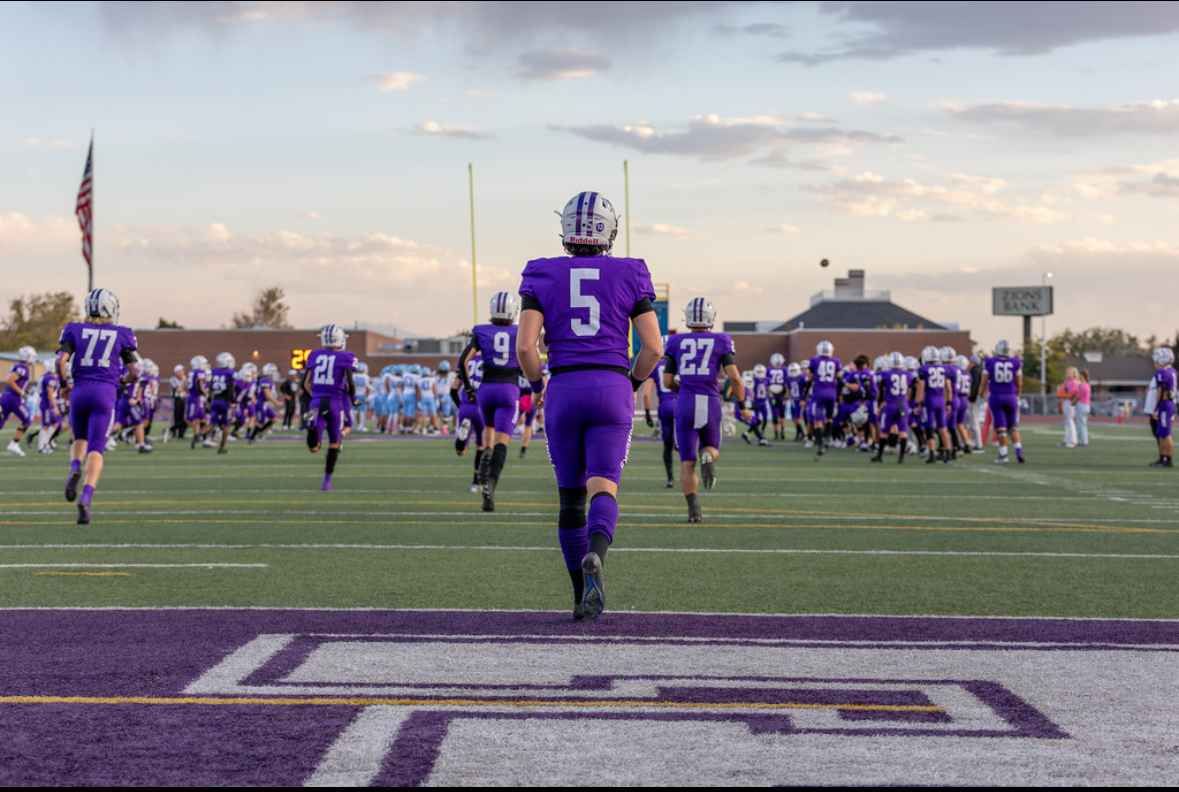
[304,325,359,491]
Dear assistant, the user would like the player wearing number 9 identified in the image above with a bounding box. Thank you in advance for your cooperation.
[458,292,523,513]
[518,190,661,621]
[55,288,141,525]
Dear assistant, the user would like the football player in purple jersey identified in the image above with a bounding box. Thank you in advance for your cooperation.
[978,339,1025,464]
[451,352,486,492]
[200,352,238,455]
[56,288,142,524]
[460,292,523,512]
[872,352,912,464]
[186,356,210,449]
[2,345,36,457]
[766,353,788,440]
[786,362,808,442]
[35,366,63,454]
[664,298,749,523]
[642,349,679,487]
[807,341,841,459]
[518,190,661,620]
[742,364,771,447]
[304,325,359,491]
[1149,347,1176,468]
[916,345,953,464]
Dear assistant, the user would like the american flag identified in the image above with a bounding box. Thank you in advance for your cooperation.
[76,136,93,270]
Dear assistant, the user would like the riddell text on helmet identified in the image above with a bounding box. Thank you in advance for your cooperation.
[568,236,603,244]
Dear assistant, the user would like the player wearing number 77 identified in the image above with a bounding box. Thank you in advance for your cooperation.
[518,190,661,620]
[663,298,750,523]
[55,288,142,525]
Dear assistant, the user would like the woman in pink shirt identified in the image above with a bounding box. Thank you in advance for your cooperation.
[1076,369,1091,447]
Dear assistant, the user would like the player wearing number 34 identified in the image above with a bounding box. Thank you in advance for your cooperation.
[517,191,662,621]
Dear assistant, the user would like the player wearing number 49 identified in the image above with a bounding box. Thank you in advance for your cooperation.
[55,288,141,525]
[518,190,661,621]
[304,325,359,491]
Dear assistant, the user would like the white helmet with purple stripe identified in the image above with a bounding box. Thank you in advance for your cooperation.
[17,345,36,364]
[1153,346,1175,366]
[560,191,618,256]
[320,324,347,350]
[684,297,716,329]
[84,288,119,323]
[489,292,520,323]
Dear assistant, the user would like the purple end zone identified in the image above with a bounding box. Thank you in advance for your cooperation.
[0,609,1175,785]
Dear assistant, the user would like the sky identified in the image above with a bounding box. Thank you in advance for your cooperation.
[3,1,1179,351]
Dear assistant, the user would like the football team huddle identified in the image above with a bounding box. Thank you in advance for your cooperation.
[4,189,1177,621]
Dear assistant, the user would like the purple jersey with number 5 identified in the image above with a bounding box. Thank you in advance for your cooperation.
[519,255,655,370]
[306,349,357,399]
[665,332,735,397]
[58,322,138,385]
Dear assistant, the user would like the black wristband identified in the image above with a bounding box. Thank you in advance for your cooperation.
[629,373,644,392]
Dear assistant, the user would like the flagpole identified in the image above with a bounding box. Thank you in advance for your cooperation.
[89,128,94,293]
[624,159,630,258]
[469,163,478,327]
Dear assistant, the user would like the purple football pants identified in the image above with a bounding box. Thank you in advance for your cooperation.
[544,371,634,488]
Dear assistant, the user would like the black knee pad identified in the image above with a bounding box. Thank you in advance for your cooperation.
[558,486,587,530]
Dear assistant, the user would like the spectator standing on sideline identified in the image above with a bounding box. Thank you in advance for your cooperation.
[1057,367,1079,448]
[169,364,187,441]
[1076,369,1091,447]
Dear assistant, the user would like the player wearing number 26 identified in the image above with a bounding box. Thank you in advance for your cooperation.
[56,288,142,524]
[518,190,661,620]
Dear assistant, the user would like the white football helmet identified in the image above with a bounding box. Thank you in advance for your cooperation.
[216,352,236,369]
[684,298,716,329]
[851,403,869,427]
[955,355,969,370]
[490,292,520,322]
[787,362,801,377]
[17,346,36,364]
[888,351,905,369]
[770,353,785,367]
[1153,347,1175,366]
[241,362,258,375]
[239,367,256,383]
[84,288,119,323]
[263,363,280,379]
[921,345,940,364]
[939,346,956,363]
[816,340,834,357]
[141,358,156,377]
[560,191,618,255]
[753,364,767,379]
[995,339,1012,357]
[874,355,887,371]
[905,356,919,371]
[799,360,810,370]
[320,324,348,350]
[191,355,209,370]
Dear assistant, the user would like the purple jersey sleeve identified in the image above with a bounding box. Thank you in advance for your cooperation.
[519,255,655,370]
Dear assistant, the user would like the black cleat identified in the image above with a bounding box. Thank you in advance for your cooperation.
[76,502,90,525]
[65,471,81,503]
[700,450,717,490]
[482,478,496,512]
[573,604,587,621]
[687,500,703,523]
[580,552,604,620]
[666,479,676,489]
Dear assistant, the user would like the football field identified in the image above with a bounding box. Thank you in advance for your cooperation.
[2,422,1178,785]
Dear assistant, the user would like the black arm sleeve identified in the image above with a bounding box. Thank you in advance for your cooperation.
[520,294,544,314]
[720,352,736,368]
[345,369,355,398]
[120,347,140,364]
[630,297,655,319]
[663,356,678,375]
[58,341,76,355]
[458,339,478,390]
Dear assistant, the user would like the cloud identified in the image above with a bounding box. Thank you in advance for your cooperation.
[802,170,1067,223]
[294,211,321,220]
[18,138,77,148]
[849,92,888,104]
[556,113,899,167]
[712,22,787,38]
[372,72,427,92]
[1070,158,1179,198]
[0,213,77,251]
[776,2,1179,64]
[414,121,491,140]
[514,48,610,81]
[946,99,1179,138]
[767,223,799,234]
[632,222,705,238]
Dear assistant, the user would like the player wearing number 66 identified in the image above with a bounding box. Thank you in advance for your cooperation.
[978,339,1025,465]
[55,288,142,525]
[517,190,661,621]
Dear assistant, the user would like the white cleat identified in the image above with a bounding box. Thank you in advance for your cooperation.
[7,440,26,457]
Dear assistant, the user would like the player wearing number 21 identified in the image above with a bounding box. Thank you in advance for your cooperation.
[304,325,359,491]
[517,191,662,621]
[56,288,142,525]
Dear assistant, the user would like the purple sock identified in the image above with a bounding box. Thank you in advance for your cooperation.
[70,460,82,475]
[80,484,94,506]
[586,493,619,545]
[558,528,589,571]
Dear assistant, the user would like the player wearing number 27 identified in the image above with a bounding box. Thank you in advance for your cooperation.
[518,190,661,621]
[56,288,142,524]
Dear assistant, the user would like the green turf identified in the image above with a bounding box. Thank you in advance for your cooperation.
[2,422,1177,617]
